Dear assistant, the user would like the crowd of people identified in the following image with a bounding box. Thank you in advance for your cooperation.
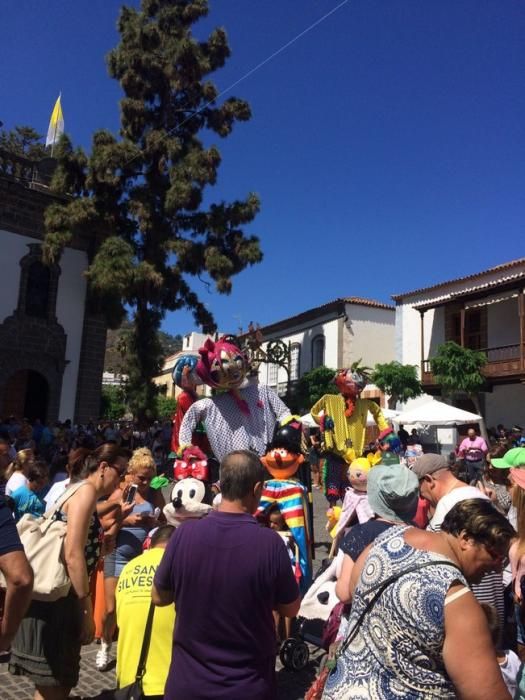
[2,411,525,699]
[318,434,525,699]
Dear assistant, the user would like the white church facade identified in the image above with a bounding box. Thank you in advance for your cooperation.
[0,154,106,424]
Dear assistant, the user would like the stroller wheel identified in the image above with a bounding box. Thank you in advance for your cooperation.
[279,638,310,671]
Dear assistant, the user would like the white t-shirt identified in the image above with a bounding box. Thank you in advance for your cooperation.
[428,485,489,532]
[5,471,28,496]
[44,478,70,509]
[499,649,521,697]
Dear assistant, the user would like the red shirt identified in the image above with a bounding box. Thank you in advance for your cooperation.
[171,390,210,455]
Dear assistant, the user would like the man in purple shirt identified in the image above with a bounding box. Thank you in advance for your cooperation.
[153,450,300,700]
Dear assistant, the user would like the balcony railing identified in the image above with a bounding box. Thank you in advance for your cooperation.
[422,343,525,384]
[0,149,55,187]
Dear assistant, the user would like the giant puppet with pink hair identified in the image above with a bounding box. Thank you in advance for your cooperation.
[178,335,291,462]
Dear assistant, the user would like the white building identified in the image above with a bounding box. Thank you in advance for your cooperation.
[252,297,396,401]
[153,331,221,398]
[392,257,525,432]
[0,154,106,424]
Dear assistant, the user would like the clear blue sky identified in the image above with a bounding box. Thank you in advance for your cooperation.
[2,0,524,337]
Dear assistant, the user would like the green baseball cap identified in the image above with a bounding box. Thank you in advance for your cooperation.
[491,447,525,469]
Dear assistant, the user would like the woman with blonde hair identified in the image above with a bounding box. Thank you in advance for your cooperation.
[97,446,165,671]
[5,448,35,496]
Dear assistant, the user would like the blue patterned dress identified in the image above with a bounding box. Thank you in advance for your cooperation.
[323,526,467,699]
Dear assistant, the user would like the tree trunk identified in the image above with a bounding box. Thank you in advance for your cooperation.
[387,394,398,410]
[471,393,490,444]
[127,302,163,426]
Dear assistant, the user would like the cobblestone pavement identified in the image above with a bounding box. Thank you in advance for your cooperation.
[1,486,331,699]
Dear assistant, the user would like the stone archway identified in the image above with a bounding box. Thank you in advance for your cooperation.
[2,369,49,423]
[0,316,66,424]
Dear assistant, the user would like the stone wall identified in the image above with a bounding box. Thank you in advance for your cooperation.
[0,175,89,250]
[74,310,107,424]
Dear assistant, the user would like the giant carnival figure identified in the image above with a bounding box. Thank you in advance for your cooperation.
[257,417,313,592]
[178,336,290,461]
[178,336,314,593]
[310,362,389,505]
[170,354,210,455]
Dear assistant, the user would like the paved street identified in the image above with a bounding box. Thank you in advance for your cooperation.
[1,486,331,699]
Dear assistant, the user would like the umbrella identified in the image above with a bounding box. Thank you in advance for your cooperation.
[395,400,481,426]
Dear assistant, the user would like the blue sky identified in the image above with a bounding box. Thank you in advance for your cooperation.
[2,0,524,337]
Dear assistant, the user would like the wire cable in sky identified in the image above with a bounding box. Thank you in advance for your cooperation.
[125,0,350,165]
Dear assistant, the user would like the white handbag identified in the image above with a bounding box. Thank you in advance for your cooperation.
[1,481,86,601]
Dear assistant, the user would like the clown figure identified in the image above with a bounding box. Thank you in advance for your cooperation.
[310,362,389,505]
[257,417,312,593]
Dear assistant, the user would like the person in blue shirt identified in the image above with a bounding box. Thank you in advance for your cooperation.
[11,462,49,521]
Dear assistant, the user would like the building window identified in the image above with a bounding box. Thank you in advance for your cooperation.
[445,305,487,350]
[277,382,287,397]
[290,343,301,381]
[17,243,60,321]
[268,363,278,386]
[25,261,51,318]
[311,335,325,368]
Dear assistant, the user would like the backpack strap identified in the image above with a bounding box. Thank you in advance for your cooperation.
[40,481,89,532]
[135,602,155,682]
[339,559,463,655]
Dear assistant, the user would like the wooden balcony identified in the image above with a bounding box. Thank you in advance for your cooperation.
[422,343,525,387]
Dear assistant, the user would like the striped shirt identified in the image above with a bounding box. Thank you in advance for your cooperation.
[427,485,504,628]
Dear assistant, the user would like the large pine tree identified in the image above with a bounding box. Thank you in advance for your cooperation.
[43,0,262,422]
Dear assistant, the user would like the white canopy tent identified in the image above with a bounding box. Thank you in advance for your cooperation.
[301,413,318,428]
[301,408,399,428]
[367,407,399,426]
[395,400,482,426]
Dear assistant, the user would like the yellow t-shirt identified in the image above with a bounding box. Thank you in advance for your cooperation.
[116,547,176,695]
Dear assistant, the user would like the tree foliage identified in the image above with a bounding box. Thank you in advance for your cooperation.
[100,385,127,420]
[156,394,177,420]
[295,366,338,413]
[430,341,486,396]
[105,318,182,374]
[43,0,262,422]
[372,361,423,409]
[430,341,488,436]
[0,126,48,178]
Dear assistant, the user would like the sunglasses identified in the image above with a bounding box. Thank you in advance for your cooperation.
[108,463,127,478]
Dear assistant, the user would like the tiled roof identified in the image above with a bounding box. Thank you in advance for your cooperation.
[343,296,394,310]
[392,258,525,302]
[414,270,525,311]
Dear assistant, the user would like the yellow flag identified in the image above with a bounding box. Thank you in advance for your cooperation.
[45,95,64,148]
